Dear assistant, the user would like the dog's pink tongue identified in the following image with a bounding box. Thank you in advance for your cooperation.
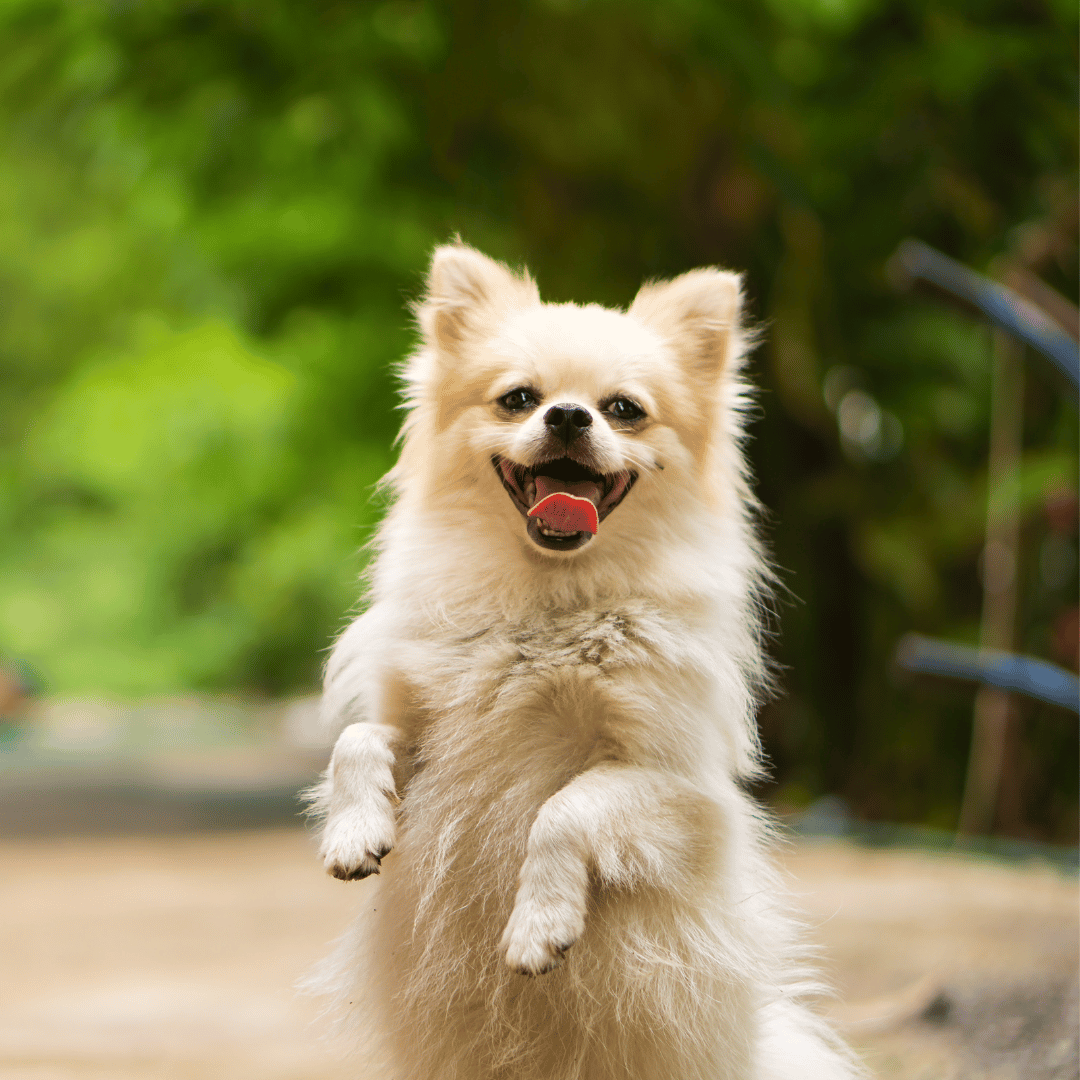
[528,475,600,535]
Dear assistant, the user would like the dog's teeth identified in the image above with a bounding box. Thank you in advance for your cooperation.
[525,480,536,503]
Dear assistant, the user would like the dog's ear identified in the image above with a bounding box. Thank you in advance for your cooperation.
[417,242,539,358]
[628,269,745,383]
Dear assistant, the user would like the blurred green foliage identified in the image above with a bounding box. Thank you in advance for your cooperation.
[0,0,1076,836]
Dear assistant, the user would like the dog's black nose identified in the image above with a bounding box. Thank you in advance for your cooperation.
[544,403,592,446]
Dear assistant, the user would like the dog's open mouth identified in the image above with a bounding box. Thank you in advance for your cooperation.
[494,456,636,551]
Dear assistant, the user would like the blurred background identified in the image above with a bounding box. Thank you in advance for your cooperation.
[0,0,1075,840]
[0,3,1077,1078]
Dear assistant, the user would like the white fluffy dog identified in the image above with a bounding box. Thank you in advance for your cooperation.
[308,242,861,1080]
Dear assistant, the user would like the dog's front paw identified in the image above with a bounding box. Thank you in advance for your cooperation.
[500,894,585,976]
[319,793,397,881]
[316,723,400,882]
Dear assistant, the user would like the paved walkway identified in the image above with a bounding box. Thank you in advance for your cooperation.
[0,831,1075,1079]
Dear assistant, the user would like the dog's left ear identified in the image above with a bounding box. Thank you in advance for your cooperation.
[417,241,540,360]
[628,268,744,384]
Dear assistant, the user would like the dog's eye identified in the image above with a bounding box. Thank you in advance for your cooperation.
[499,387,538,412]
[606,397,645,422]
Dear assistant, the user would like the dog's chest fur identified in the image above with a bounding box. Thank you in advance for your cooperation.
[401,600,715,801]
[386,602,717,923]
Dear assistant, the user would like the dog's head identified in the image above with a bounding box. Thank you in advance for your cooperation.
[397,242,751,561]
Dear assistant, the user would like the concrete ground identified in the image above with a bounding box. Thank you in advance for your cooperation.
[781,841,1078,1080]
[0,830,1075,1080]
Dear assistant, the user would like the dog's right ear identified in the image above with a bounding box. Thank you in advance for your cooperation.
[628,268,745,386]
[416,242,539,358]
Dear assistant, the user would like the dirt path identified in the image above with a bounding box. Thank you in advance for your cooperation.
[780,841,1078,1079]
[0,831,1075,1079]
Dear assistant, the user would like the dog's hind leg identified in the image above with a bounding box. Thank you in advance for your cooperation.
[499,762,723,975]
[312,722,401,881]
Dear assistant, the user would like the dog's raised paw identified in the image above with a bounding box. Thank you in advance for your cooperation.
[319,799,397,882]
[499,896,585,976]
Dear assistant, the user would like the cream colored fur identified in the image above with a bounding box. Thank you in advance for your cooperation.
[306,242,862,1080]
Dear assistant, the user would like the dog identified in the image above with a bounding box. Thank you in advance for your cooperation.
[307,242,861,1080]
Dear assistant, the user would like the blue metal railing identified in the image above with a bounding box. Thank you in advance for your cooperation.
[890,240,1078,714]
[893,239,1079,396]
[896,634,1079,714]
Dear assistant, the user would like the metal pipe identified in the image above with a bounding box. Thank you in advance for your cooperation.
[892,238,1079,395]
